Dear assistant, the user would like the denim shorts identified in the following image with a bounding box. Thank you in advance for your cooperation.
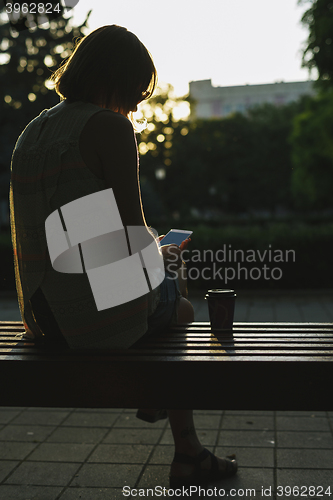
[145,271,182,336]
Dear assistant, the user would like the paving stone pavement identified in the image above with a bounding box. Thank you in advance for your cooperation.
[1,290,333,499]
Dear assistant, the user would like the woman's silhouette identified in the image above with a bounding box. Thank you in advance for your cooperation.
[9,24,237,487]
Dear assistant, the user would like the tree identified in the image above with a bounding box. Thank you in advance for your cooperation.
[290,89,333,209]
[299,0,333,90]
[156,100,310,217]
[290,0,333,209]
[139,88,313,220]
[136,83,191,220]
[0,3,92,177]
[245,98,314,212]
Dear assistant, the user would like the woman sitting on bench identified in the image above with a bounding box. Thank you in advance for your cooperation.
[9,24,237,488]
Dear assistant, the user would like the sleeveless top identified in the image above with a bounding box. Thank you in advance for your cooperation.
[9,99,160,349]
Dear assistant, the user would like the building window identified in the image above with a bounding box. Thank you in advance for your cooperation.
[236,103,245,113]
[212,100,222,116]
[275,94,286,105]
[223,104,232,115]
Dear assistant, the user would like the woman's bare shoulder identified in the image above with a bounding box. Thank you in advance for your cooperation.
[86,109,133,138]
[80,109,135,169]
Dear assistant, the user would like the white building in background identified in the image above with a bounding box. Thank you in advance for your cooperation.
[189,79,316,119]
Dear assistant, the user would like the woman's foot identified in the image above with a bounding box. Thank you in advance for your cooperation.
[170,447,237,486]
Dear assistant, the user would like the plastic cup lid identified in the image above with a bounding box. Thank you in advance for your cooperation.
[205,289,236,297]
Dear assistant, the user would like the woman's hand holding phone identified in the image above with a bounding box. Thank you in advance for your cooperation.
[180,237,191,251]
[157,234,191,272]
[160,243,182,271]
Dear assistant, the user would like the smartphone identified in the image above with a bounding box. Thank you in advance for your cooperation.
[159,229,193,247]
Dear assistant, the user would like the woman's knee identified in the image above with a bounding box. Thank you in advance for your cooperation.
[177,297,194,324]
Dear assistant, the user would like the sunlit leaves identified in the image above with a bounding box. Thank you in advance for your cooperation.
[299,0,333,89]
[0,5,92,179]
[290,90,333,208]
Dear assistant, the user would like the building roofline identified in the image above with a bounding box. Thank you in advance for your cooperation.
[189,79,315,90]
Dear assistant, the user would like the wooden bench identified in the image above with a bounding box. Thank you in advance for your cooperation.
[1,321,333,411]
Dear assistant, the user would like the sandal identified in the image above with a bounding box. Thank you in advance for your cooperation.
[169,448,237,488]
[136,409,168,423]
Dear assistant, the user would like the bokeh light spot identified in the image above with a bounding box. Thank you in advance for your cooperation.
[139,142,149,155]
[155,168,166,179]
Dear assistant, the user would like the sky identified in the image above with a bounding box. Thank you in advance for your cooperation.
[67,0,316,97]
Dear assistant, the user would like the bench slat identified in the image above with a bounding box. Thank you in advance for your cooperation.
[2,347,333,357]
[2,342,333,351]
[1,321,333,330]
[4,333,333,341]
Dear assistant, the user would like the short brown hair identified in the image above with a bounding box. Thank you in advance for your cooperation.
[50,25,157,117]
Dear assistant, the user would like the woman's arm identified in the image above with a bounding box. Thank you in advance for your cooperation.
[89,111,183,270]
[90,110,147,228]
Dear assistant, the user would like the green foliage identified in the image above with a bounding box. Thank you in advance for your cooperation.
[181,222,333,290]
[299,0,333,90]
[1,1,331,225]
[0,5,92,176]
[0,231,11,247]
[2,222,332,290]
[290,89,333,208]
[137,83,192,218]
[139,95,312,220]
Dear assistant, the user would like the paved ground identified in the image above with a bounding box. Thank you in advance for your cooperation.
[1,290,333,499]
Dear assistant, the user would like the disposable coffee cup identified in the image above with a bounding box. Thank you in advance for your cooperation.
[205,289,236,331]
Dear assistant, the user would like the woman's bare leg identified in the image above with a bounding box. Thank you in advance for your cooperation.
[168,280,235,477]
[137,264,193,421]
[177,297,194,323]
[168,410,237,478]
[137,280,236,478]
[168,410,202,454]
